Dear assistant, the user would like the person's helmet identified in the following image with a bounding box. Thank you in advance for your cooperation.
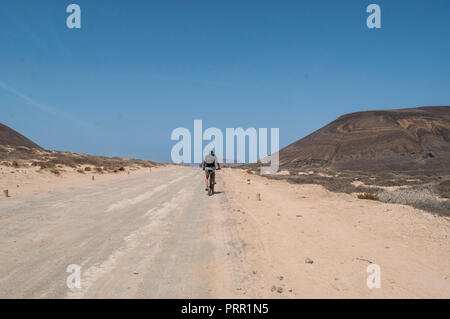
[210,150,215,156]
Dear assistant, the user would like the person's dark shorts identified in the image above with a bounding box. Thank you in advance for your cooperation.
[205,167,215,177]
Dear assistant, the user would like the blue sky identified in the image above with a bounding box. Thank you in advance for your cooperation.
[1,0,449,162]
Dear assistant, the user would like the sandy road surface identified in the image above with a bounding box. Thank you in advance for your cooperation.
[0,167,449,298]
[0,166,238,298]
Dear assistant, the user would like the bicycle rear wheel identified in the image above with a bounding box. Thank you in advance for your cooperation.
[208,173,214,196]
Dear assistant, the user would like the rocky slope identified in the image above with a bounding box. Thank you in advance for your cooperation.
[280,106,450,174]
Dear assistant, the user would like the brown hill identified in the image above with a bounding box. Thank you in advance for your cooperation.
[280,106,450,174]
[0,123,42,149]
[0,123,161,174]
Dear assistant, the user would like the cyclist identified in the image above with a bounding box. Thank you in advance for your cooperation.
[203,150,221,191]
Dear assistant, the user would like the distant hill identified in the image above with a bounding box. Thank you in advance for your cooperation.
[279,106,450,174]
[0,123,42,149]
[0,123,160,172]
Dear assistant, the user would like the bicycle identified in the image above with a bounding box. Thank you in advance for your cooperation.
[207,167,220,196]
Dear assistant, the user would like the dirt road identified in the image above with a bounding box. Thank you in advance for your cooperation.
[0,166,238,298]
[0,167,449,298]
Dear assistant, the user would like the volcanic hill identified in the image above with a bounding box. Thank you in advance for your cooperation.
[279,106,450,174]
[0,123,41,149]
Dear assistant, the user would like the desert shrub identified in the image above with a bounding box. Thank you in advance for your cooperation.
[436,180,450,198]
[84,166,91,172]
[439,180,450,186]
[50,168,60,176]
[2,148,36,161]
[259,166,449,215]
[357,192,379,200]
[377,186,450,216]
[285,175,381,195]
[34,161,52,169]
[1,147,159,174]
[326,181,380,194]
[62,159,77,168]
[76,169,85,174]
[12,161,20,168]
[95,167,103,173]
[46,157,77,168]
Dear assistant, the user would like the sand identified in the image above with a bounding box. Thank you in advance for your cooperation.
[221,168,450,298]
[0,164,168,198]
[0,166,448,298]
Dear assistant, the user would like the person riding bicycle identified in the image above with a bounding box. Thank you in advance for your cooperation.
[203,150,221,191]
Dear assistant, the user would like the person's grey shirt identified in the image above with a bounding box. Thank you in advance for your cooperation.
[204,154,218,170]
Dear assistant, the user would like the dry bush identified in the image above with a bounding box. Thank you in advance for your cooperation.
[284,175,380,195]
[55,158,77,168]
[0,147,40,161]
[33,161,53,169]
[1,146,159,175]
[50,168,61,176]
[141,162,154,168]
[377,186,450,216]
[84,166,91,172]
[439,180,450,186]
[76,168,85,174]
[357,192,379,200]
[250,164,450,215]
[436,180,450,198]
